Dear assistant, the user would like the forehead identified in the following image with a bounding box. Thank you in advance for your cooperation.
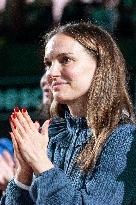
[45,33,85,58]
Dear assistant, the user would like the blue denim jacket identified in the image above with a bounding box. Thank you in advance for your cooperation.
[1,112,136,205]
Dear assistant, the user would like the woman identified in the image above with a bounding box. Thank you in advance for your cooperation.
[36,73,53,125]
[1,22,136,205]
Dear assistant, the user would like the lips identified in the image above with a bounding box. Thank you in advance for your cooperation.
[51,81,68,89]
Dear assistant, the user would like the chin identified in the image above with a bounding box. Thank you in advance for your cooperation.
[54,96,66,104]
[53,93,69,104]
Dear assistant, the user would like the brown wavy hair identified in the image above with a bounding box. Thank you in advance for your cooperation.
[44,22,135,171]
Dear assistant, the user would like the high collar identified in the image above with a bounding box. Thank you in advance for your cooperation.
[65,111,88,131]
[48,112,91,148]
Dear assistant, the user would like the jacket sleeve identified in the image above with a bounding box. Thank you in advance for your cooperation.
[0,179,34,205]
[1,124,135,205]
[29,167,123,205]
[29,124,136,205]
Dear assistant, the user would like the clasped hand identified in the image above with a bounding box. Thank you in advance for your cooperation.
[9,107,54,184]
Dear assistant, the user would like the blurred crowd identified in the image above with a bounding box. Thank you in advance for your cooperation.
[0,72,52,197]
[0,0,136,43]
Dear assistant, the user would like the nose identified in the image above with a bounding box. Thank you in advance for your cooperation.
[46,62,61,83]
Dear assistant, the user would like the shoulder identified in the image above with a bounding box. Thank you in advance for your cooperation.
[99,123,136,174]
[112,123,136,135]
[106,123,136,149]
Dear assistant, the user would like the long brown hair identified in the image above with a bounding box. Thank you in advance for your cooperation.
[44,22,135,171]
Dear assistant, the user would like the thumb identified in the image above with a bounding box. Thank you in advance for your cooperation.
[34,121,40,131]
[41,120,50,135]
[3,150,14,168]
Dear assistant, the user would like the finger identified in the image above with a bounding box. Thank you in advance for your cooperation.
[0,168,8,182]
[41,120,50,135]
[0,166,14,181]
[0,155,14,180]
[2,150,14,168]
[9,132,22,168]
[0,168,12,186]
[14,107,28,129]
[0,175,7,190]
[11,114,30,141]
[21,108,36,131]
[9,132,23,159]
[9,117,16,130]
[34,121,40,131]
[10,118,19,135]
[9,132,17,156]
[11,112,28,136]
[0,177,6,185]
[9,132,22,155]
[0,155,9,171]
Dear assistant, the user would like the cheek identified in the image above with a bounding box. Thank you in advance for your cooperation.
[62,70,76,80]
[76,70,95,90]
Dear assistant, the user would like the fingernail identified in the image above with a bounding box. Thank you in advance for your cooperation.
[12,113,16,119]
[22,107,27,113]
[14,107,19,112]
[14,125,16,129]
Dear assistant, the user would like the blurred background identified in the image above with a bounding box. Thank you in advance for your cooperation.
[0,0,136,137]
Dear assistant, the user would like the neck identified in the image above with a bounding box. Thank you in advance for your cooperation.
[67,95,87,118]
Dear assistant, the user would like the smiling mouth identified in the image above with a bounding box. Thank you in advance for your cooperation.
[52,82,68,90]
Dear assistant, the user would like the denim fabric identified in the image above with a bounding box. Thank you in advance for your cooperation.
[1,113,136,205]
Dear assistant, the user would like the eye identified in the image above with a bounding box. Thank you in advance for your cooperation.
[44,60,52,70]
[60,56,72,65]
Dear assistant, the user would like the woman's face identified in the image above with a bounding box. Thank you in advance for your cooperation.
[45,33,96,104]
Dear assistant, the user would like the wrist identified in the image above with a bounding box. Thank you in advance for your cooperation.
[32,158,54,175]
[14,178,30,190]
[15,168,33,186]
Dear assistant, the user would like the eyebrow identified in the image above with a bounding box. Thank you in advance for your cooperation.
[44,52,73,62]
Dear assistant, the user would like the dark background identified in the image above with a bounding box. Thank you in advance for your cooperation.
[0,0,136,137]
